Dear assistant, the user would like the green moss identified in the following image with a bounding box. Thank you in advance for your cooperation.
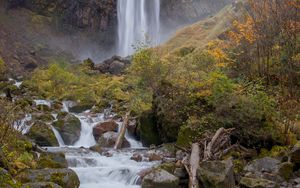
[138,111,161,146]
[156,163,176,174]
[258,145,289,158]
[33,113,55,123]
[278,162,293,181]
[37,152,67,169]
[0,168,21,188]
[26,122,59,147]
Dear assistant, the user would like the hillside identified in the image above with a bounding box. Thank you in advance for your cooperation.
[159,2,244,55]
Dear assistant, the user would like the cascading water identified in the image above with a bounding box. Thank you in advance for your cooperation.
[46,101,158,188]
[117,0,160,56]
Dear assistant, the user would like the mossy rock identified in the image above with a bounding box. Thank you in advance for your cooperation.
[68,102,94,113]
[197,160,235,188]
[0,168,20,188]
[156,163,176,174]
[240,177,278,188]
[15,98,34,109]
[138,111,161,146]
[278,162,293,181]
[0,148,11,171]
[53,114,81,145]
[32,113,55,123]
[26,122,59,147]
[37,152,67,169]
[36,105,51,112]
[56,112,68,119]
[142,169,179,188]
[21,182,62,188]
[16,169,80,188]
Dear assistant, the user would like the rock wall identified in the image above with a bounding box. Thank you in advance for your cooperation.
[7,0,117,32]
[161,0,234,25]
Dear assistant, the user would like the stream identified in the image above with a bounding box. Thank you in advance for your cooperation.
[42,101,158,188]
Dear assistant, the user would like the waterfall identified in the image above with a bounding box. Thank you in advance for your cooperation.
[117,0,160,56]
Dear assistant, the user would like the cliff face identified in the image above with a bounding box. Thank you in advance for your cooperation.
[7,0,117,32]
[161,0,234,28]
[7,0,233,32]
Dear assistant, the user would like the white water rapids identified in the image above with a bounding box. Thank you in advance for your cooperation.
[117,0,160,56]
[44,102,157,188]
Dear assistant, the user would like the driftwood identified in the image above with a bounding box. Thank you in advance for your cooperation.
[182,127,235,188]
[114,112,130,149]
[189,143,200,188]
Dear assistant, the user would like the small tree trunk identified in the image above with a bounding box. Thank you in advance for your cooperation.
[114,112,130,149]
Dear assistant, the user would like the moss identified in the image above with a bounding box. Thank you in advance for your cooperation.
[0,168,21,188]
[36,104,51,112]
[15,98,34,109]
[240,177,278,188]
[68,102,94,113]
[33,113,55,123]
[156,163,176,174]
[37,152,67,169]
[138,111,161,146]
[278,162,293,181]
[26,122,59,147]
[258,145,289,158]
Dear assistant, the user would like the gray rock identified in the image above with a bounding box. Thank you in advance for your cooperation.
[142,169,179,188]
[98,131,130,148]
[16,168,80,188]
[291,141,300,164]
[0,168,17,188]
[244,157,281,175]
[53,114,81,145]
[240,177,278,188]
[92,121,118,141]
[197,159,235,188]
[174,168,188,179]
[21,182,62,188]
[26,121,59,147]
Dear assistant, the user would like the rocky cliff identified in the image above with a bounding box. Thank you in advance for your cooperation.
[6,0,233,33]
[7,0,117,32]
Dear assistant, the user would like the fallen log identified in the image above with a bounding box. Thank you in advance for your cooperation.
[114,112,130,149]
[189,143,200,188]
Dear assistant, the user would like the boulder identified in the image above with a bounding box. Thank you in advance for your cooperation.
[127,119,138,137]
[92,121,118,141]
[141,169,179,188]
[16,168,80,188]
[68,102,94,113]
[240,177,278,188]
[197,159,235,188]
[95,55,130,75]
[243,157,280,175]
[242,157,288,184]
[0,168,18,188]
[89,144,104,153]
[36,104,51,112]
[32,113,55,123]
[26,122,59,147]
[53,114,81,145]
[291,141,300,165]
[146,151,162,162]
[0,148,10,171]
[21,182,62,188]
[131,153,142,162]
[138,111,161,146]
[97,131,130,148]
[37,152,68,169]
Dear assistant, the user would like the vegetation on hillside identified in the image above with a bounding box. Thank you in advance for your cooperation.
[23,0,299,150]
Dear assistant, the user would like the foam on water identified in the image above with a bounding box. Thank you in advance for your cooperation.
[48,102,156,187]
